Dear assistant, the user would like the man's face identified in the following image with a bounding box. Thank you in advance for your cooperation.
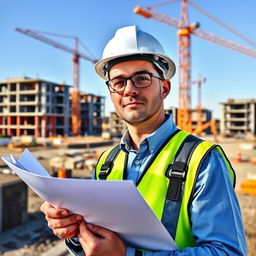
[108,60,170,125]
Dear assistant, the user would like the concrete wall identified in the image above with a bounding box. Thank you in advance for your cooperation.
[0,175,27,231]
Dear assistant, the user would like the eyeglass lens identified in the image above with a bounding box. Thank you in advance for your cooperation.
[109,73,151,92]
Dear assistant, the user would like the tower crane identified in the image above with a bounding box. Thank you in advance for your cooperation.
[15,28,98,136]
[134,0,256,133]
[191,75,216,137]
[191,75,206,129]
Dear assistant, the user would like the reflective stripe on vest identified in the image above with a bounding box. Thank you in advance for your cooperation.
[95,131,235,249]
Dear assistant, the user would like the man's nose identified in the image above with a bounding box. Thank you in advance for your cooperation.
[123,79,139,96]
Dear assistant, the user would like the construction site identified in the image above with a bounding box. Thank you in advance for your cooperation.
[0,77,105,137]
[0,0,256,255]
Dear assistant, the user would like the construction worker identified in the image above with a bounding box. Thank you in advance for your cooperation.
[40,26,247,256]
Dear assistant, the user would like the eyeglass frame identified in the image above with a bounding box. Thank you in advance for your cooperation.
[105,71,164,93]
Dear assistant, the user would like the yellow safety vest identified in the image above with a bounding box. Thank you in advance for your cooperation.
[95,130,235,249]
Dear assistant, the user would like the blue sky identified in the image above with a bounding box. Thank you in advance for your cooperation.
[1,0,255,118]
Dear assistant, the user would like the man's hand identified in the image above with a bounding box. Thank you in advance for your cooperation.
[40,201,83,239]
[78,221,126,256]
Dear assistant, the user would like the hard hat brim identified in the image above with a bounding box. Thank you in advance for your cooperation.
[95,52,176,80]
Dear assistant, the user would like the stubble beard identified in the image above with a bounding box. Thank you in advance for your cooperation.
[116,94,163,126]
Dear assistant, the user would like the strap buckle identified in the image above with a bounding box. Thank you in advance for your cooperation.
[165,162,188,181]
[99,161,113,179]
[165,162,188,201]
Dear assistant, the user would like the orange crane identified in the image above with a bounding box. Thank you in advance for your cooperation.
[134,0,256,133]
[15,28,98,136]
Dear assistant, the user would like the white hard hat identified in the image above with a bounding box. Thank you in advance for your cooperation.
[95,26,176,80]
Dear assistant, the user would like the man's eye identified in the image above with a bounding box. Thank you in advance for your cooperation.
[141,76,149,80]
[113,79,125,86]
[136,75,150,81]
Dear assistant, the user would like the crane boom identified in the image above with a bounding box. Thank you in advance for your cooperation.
[15,28,98,63]
[134,6,256,58]
[134,6,180,29]
[193,29,256,58]
[187,0,256,48]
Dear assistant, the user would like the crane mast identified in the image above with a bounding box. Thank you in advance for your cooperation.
[72,37,81,136]
[192,75,206,128]
[177,0,196,132]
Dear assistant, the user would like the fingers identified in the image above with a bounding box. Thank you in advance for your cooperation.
[46,213,83,239]
[40,201,69,218]
[40,201,83,239]
[86,224,110,238]
[79,222,113,240]
[78,221,95,241]
[47,214,83,230]
[78,221,103,249]
[78,222,127,256]
[47,214,83,239]
[52,222,80,239]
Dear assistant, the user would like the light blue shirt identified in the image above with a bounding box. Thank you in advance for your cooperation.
[67,114,247,256]
[122,115,247,256]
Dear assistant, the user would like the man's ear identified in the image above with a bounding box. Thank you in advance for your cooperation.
[161,80,171,99]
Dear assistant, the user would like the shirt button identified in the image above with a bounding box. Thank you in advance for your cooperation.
[135,160,140,165]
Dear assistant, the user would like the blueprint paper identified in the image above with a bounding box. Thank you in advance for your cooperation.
[1,149,177,251]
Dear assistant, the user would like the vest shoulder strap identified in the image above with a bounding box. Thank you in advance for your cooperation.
[162,134,203,245]
[98,144,121,180]
[165,134,202,201]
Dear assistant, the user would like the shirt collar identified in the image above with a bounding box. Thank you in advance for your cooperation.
[120,130,133,152]
[120,114,178,154]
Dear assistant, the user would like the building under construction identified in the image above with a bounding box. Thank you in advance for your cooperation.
[0,77,105,137]
[80,92,105,136]
[220,98,256,137]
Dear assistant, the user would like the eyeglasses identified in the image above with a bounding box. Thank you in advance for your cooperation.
[105,72,164,93]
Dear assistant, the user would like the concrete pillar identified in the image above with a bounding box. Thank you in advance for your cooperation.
[35,116,39,138]
[0,116,2,134]
[7,116,11,136]
[41,116,46,138]
[250,103,256,135]
[24,116,28,135]
[16,116,20,137]
[220,104,226,135]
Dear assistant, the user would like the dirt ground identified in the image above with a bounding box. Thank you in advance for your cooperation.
[0,136,255,255]
[204,136,256,255]
[237,194,256,255]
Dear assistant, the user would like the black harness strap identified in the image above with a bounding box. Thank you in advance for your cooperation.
[165,134,202,201]
[98,144,121,180]
[162,134,202,240]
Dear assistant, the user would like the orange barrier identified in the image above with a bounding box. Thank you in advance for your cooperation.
[57,168,66,178]
[240,180,256,196]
